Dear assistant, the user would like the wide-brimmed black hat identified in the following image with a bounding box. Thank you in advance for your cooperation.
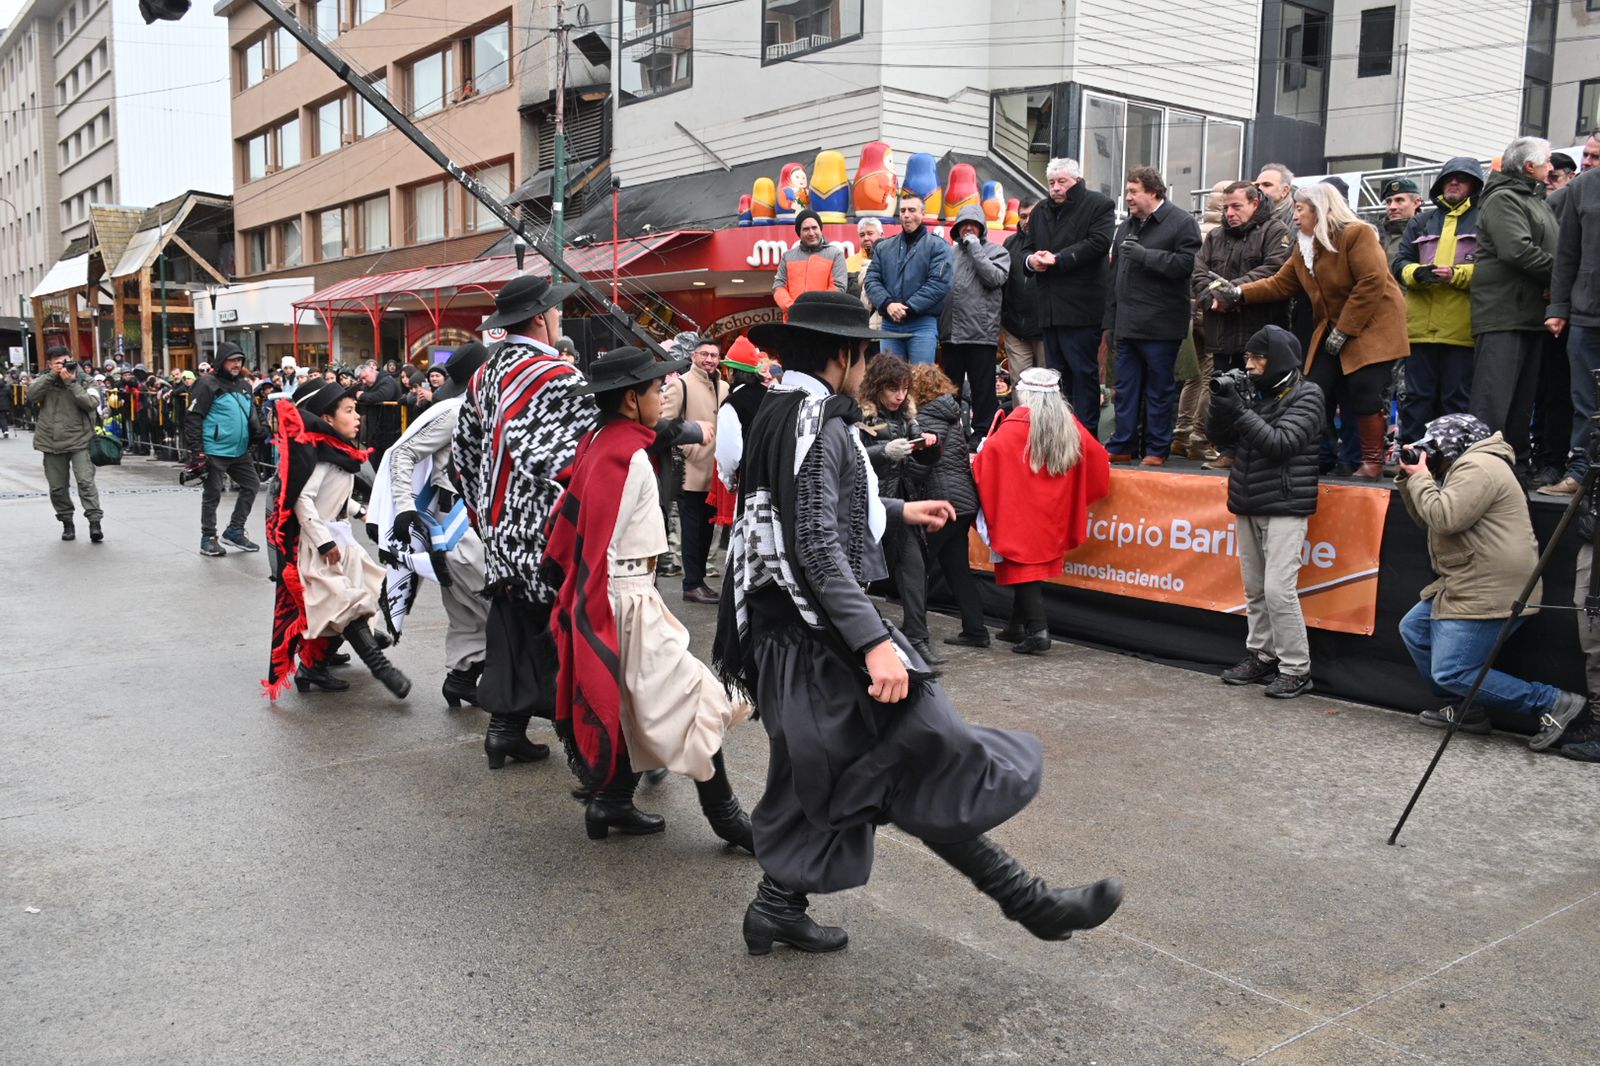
[433,341,490,402]
[749,290,907,350]
[294,379,350,417]
[574,346,688,396]
[480,274,579,330]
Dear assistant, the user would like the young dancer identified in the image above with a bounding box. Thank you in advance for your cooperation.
[716,290,1122,955]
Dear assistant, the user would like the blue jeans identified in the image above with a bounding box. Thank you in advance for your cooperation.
[1106,337,1181,458]
[1565,324,1600,478]
[1042,326,1102,432]
[1398,599,1557,721]
[880,313,939,365]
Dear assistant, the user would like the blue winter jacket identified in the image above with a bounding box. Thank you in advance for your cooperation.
[864,225,953,320]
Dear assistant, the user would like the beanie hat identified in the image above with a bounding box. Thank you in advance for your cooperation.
[1245,325,1304,392]
[723,335,764,374]
[793,208,822,236]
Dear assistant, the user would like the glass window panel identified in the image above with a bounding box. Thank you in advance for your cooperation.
[412,182,445,242]
[276,27,298,68]
[316,97,342,155]
[1204,120,1244,188]
[360,77,389,136]
[248,231,267,273]
[761,0,859,62]
[621,0,693,100]
[1521,77,1550,138]
[1166,110,1204,214]
[1081,93,1125,203]
[277,117,300,169]
[319,207,344,260]
[1277,3,1328,125]
[354,0,384,26]
[411,52,449,117]
[243,38,265,88]
[246,134,267,181]
[1126,103,1163,172]
[362,195,389,251]
[472,23,509,93]
[280,219,302,267]
[1357,7,1394,78]
[469,163,511,231]
[992,89,1052,185]
[1579,79,1600,137]
[315,0,337,40]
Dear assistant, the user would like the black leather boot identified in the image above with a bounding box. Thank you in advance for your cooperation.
[61,519,75,542]
[924,835,1122,941]
[441,668,479,709]
[295,663,350,693]
[585,772,666,839]
[484,714,550,769]
[325,637,351,667]
[694,750,754,854]
[88,519,103,543]
[345,618,411,699]
[742,875,848,956]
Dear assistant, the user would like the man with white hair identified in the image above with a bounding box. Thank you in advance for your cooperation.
[1022,157,1115,430]
[1467,136,1559,475]
[1254,163,1296,229]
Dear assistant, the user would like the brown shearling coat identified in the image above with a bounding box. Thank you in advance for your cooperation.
[1240,222,1409,375]
[661,365,729,493]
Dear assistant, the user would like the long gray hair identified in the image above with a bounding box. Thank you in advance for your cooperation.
[1017,380,1080,475]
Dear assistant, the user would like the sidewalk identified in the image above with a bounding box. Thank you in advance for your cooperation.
[0,433,1594,1065]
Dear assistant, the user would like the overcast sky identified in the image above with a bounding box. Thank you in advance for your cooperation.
[1,0,30,36]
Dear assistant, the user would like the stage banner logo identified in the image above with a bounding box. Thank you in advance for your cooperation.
[969,470,1389,635]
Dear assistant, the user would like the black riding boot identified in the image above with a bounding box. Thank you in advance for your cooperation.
[483,714,550,769]
[295,662,350,693]
[344,618,411,699]
[442,666,480,709]
[584,768,666,840]
[741,875,849,956]
[923,834,1122,941]
[693,750,754,853]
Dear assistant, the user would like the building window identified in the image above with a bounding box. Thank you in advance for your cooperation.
[1080,90,1246,213]
[468,22,510,95]
[276,26,299,69]
[246,229,267,273]
[1356,7,1394,78]
[1526,0,1557,57]
[241,35,268,89]
[1579,79,1600,138]
[1277,3,1328,125]
[1204,121,1244,195]
[410,180,447,242]
[761,0,860,63]
[359,76,390,136]
[992,88,1053,185]
[276,117,301,169]
[620,0,692,103]
[361,194,390,251]
[280,218,303,267]
[469,162,511,231]
[245,132,268,181]
[407,49,452,118]
[318,206,345,260]
[315,95,344,155]
[314,0,338,40]
[1521,76,1550,138]
[353,0,385,26]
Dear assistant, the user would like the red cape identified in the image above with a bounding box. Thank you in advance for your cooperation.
[544,417,657,790]
[972,407,1109,585]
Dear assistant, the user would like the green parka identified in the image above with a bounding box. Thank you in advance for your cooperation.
[1470,169,1558,335]
[26,371,98,454]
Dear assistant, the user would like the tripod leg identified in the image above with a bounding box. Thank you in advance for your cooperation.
[1388,464,1600,845]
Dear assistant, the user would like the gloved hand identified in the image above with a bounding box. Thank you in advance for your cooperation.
[1410,267,1443,286]
[884,437,916,461]
[961,233,981,252]
[392,509,426,546]
[1119,239,1148,265]
[1324,328,1350,357]
[1210,382,1245,420]
[1209,278,1245,309]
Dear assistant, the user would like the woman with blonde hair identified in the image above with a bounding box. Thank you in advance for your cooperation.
[1215,181,1408,479]
[973,368,1110,654]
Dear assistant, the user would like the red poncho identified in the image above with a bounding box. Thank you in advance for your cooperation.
[971,407,1110,586]
[543,417,657,791]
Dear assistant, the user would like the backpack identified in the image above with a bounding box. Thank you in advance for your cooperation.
[89,426,124,467]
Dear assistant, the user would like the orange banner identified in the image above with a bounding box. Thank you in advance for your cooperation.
[970,469,1391,634]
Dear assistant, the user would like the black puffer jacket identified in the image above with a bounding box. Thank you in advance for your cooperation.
[858,398,938,501]
[916,394,979,515]
[1208,326,1324,517]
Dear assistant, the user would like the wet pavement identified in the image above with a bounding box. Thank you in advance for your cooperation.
[2,435,1596,1065]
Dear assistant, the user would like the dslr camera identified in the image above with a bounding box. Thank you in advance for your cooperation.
[58,359,80,375]
[1209,367,1252,398]
[1400,440,1441,467]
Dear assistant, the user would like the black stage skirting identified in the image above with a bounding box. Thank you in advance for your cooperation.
[962,464,1588,731]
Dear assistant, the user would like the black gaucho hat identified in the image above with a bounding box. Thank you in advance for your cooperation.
[294,379,350,417]
[480,274,579,331]
[749,290,907,351]
[433,341,490,402]
[573,346,688,396]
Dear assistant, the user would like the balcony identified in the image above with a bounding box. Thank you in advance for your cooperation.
[764,34,833,61]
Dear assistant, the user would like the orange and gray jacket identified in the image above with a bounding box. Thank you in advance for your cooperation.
[773,242,847,316]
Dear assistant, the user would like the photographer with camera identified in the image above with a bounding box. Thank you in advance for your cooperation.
[1396,414,1591,748]
[26,346,106,542]
[1207,326,1324,698]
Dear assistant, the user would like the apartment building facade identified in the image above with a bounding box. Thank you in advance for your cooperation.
[0,0,232,316]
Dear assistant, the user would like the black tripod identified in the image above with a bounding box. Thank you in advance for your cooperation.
[1388,400,1600,845]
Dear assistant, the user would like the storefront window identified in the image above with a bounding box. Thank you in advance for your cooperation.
[361,194,389,251]
[992,88,1052,185]
[1126,103,1163,172]
[761,0,861,63]
[471,23,509,94]
[621,0,692,102]
[319,207,344,261]
[1081,92,1250,211]
[469,163,511,231]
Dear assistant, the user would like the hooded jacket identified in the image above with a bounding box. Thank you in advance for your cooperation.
[1393,157,1483,349]
[1399,432,1540,620]
[1191,208,1293,354]
[941,205,1011,345]
[1104,198,1203,341]
[1547,165,1600,330]
[1470,168,1558,335]
[184,365,263,458]
[1207,326,1324,517]
[1021,180,1115,330]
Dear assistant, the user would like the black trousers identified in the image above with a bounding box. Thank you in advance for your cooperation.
[1042,326,1102,431]
[925,513,987,638]
[1469,330,1543,466]
[678,490,716,591]
[1535,329,1572,472]
[883,525,929,644]
[941,343,999,440]
[1009,582,1046,633]
[480,595,559,720]
[201,453,260,538]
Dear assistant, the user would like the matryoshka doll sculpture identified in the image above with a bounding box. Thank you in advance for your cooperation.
[942,163,980,223]
[852,141,898,219]
[809,150,851,223]
[900,152,943,219]
[750,177,778,225]
[1003,198,1021,230]
[775,162,809,224]
[981,180,1006,225]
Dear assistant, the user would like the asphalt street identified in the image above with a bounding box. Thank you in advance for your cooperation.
[2,435,1597,1065]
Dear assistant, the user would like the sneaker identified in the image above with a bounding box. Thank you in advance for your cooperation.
[1264,672,1313,699]
[200,536,227,557]
[221,528,260,552]
[1557,737,1600,762]
[1530,693,1590,752]
[1221,653,1278,686]
[1417,704,1492,735]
